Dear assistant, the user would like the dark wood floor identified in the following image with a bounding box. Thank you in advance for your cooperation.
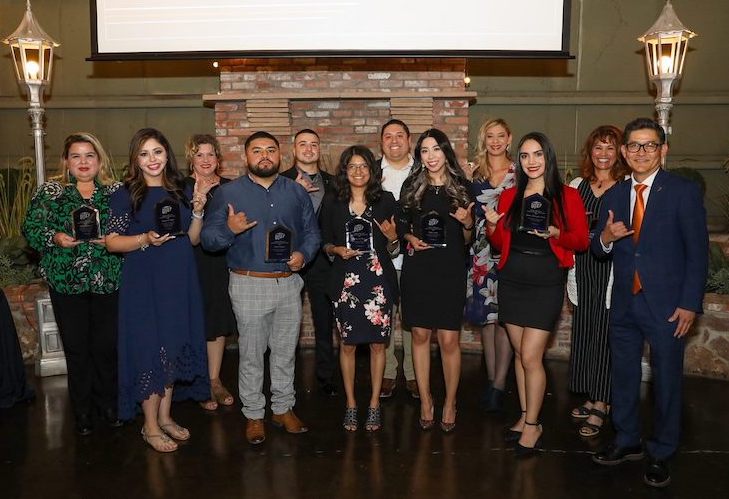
[1,348,728,499]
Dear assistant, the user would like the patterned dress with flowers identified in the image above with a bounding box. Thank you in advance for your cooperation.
[464,165,515,325]
[334,252,394,345]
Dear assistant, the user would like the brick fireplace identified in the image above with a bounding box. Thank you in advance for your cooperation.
[204,57,476,176]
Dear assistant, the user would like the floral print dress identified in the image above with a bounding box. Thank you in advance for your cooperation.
[334,234,394,345]
[464,165,515,325]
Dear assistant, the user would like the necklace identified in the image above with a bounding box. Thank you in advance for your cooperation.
[432,185,442,194]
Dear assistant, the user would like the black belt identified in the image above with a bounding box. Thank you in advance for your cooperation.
[511,248,551,256]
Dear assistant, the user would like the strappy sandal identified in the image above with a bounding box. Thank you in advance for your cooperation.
[342,407,358,432]
[365,406,382,432]
[210,378,235,406]
[579,408,609,438]
[199,399,218,411]
[571,403,592,419]
[141,427,178,453]
[159,421,191,441]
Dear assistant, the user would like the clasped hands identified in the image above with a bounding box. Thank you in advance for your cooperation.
[53,232,106,248]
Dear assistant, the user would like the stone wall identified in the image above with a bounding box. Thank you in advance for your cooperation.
[206,58,474,176]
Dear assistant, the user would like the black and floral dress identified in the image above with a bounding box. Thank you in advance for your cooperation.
[320,193,399,345]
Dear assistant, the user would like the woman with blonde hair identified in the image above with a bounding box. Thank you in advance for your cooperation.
[464,118,516,412]
[23,132,123,435]
[184,134,237,411]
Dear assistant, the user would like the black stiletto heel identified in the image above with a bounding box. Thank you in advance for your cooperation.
[514,420,543,457]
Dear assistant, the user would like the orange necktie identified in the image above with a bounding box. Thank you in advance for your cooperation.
[632,184,647,294]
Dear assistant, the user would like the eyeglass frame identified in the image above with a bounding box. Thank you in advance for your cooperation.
[345,163,370,171]
[624,141,663,154]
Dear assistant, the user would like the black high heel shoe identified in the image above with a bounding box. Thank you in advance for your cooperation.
[503,411,525,443]
[514,421,543,457]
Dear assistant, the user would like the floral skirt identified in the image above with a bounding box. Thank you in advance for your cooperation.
[334,253,394,345]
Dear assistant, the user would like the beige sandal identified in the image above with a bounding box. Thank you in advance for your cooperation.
[141,427,178,453]
[199,399,218,411]
[211,378,235,406]
[159,421,191,441]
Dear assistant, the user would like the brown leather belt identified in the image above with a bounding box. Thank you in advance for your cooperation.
[231,269,292,278]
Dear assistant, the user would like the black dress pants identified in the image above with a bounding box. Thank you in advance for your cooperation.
[48,289,119,418]
[305,279,336,385]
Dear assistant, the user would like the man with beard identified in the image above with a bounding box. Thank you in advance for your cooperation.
[202,131,321,445]
[281,129,338,397]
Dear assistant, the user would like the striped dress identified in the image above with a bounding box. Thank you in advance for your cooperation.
[568,179,612,402]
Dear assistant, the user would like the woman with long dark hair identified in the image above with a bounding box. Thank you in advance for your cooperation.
[23,132,122,434]
[320,145,399,432]
[399,128,474,432]
[567,125,628,436]
[106,128,211,452]
[485,132,589,455]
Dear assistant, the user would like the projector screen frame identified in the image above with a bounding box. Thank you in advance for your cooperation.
[87,0,573,61]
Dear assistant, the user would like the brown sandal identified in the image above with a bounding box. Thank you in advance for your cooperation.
[211,379,235,406]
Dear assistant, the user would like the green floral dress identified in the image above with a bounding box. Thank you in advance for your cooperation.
[23,179,122,294]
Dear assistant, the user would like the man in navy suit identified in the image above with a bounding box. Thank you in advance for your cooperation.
[591,118,708,488]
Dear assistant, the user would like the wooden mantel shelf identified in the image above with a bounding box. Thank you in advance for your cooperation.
[203,89,477,106]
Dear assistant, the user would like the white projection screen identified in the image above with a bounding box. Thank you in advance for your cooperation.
[89,0,571,60]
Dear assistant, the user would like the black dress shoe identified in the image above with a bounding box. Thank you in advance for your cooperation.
[644,458,671,488]
[101,407,124,428]
[320,383,338,397]
[592,443,644,466]
[483,388,505,413]
[75,414,94,436]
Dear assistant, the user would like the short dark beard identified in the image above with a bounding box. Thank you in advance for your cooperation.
[249,161,280,178]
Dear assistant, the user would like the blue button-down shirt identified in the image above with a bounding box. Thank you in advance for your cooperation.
[201,174,321,272]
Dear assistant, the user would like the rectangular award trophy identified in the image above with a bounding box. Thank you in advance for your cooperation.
[265,225,293,263]
[518,193,551,234]
[155,198,185,236]
[345,217,374,253]
[421,210,447,247]
[71,205,101,241]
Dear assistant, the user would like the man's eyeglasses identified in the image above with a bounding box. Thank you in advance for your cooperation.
[625,142,663,154]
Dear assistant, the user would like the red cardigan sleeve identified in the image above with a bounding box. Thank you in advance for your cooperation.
[553,186,589,252]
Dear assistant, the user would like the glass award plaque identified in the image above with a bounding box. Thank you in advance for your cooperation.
[71,205,101,241]
[518,193,551,234]
[345,216,374,253]
[421,210,447,248]
[265,225,293,263]
[155,198,184,236]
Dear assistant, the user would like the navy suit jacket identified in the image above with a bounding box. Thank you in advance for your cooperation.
[591,169,708,324]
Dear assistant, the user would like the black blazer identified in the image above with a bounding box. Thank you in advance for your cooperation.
[280,166,336,284]
[319,191,400,304]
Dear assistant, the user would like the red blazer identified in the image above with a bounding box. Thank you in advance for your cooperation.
[488,186,589,270]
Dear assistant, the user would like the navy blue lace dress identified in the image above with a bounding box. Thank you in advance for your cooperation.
[109,186,209,420]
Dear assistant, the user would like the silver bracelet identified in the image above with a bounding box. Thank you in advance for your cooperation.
[137,234,149,252]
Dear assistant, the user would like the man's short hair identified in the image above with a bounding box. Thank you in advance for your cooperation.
[245,131,280,150]
[623,118,666,145]
[293,129,320,142]
[380,119,410,139]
